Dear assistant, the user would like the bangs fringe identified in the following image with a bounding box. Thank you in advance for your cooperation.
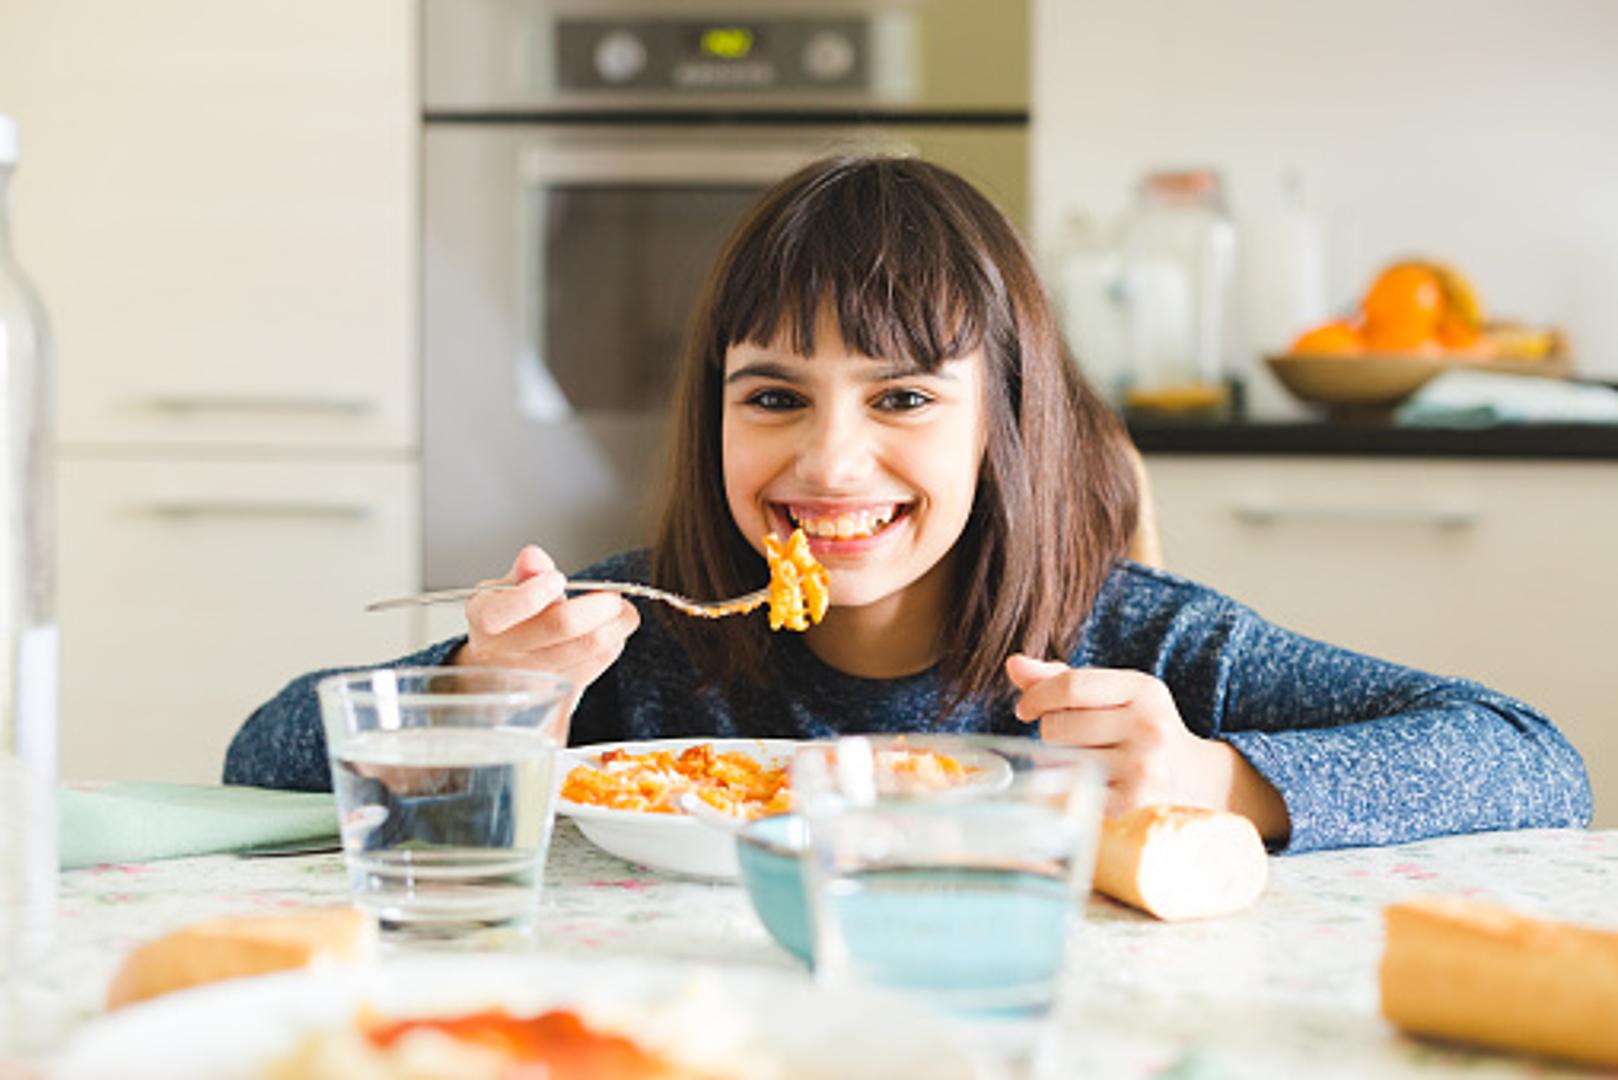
[713,159,1003,369]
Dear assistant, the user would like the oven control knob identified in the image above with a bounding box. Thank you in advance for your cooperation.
[801,31,856,82]
[594,30,648,84]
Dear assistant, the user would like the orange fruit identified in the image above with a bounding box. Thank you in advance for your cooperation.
[1363,319,1441,355]
[1362,263,1444,346]
[1289,321,1363,355]
[1436,313,1489,355]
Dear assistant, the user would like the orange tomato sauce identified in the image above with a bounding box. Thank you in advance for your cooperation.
[366,1009,687,1080]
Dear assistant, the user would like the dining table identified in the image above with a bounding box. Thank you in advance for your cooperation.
[7,805,1618,1079]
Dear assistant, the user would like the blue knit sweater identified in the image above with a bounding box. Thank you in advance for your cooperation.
[224,554,1591,853]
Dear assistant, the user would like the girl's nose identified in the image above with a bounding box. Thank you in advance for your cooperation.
[794,404,875,489]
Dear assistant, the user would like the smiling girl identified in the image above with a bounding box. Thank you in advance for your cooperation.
[227,155,1590,852]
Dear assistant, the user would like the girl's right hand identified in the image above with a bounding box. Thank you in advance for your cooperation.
[452,545,641,701]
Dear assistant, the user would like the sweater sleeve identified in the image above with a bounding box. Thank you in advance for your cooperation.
[221,636,466,791]
[1084,564,1592,854]
[1210,602,1592,853]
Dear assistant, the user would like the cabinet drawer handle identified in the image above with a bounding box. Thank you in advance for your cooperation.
[1233,502,1480,530]
[144,395,375,416]
[138,501,374,522]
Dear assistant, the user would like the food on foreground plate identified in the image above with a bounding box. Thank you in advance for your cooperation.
[265,1006,733,1080]
[561,740,976,819]
[1092,805,1269,921]
[107,907,374,1009]
[1288,259,1562,363]
[1380,896,1618,1068]
[763,529,830,631]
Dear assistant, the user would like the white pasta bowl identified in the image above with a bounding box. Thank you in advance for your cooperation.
[554,735,1015,881]
[555,737,800,880]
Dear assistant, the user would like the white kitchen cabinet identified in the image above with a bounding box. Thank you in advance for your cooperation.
[0,2,423,783]
[1144,456,1618,827]
[0,0,416,449]
[58,458,422,783]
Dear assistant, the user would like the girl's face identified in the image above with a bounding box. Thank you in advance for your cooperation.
[722,308,988,613]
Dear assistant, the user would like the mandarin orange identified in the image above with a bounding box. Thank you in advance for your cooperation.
[1363,320,1441,354]
[1289,320,1363,355]
[1362,263,1444,347]
[1436,313,1491,356]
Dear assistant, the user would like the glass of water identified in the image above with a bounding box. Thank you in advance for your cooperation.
[794,735,1103,1018]
[318,666,572,940]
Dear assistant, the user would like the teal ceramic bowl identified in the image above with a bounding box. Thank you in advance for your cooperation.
[735,813,813,965]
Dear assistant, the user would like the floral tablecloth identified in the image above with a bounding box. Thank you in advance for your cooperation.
[13,824,1618,1078]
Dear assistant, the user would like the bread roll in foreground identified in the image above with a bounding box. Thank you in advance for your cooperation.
[1381,896,1618,1068]
[1092,805,1269,921]
[107,907,374,1010]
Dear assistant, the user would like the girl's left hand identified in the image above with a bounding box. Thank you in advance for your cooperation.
[1005,654,1229,818]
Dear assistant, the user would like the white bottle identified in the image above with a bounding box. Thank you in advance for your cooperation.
[1241,173,1327,417]
[1053,211,1130,404]
[0,114,58,994]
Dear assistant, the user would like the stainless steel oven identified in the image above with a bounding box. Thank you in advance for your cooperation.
[422,0,1028,584]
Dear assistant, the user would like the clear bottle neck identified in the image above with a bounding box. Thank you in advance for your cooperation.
[0,163,13,255]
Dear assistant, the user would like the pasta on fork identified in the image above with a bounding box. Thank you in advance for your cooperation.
[764,529,830,632]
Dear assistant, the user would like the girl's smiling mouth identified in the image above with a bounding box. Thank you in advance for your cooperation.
[770,501,914,547]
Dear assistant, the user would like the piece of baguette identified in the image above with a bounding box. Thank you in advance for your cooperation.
[106,906,374,1010]
[1092,805,1268,920]
[1380,896,1618,1068]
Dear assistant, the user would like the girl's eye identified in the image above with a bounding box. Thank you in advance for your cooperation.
[875,388,934,412]
[743,387,804,411]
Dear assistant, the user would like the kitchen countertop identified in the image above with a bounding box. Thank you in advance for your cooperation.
[14,821,1618,1077]
[1129,416,1618,459]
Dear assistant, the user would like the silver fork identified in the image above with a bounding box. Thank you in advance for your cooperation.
[364,579,771,619]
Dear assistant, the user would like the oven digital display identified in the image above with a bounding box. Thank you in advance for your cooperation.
[556,18,866,92]
[699,26,756,60]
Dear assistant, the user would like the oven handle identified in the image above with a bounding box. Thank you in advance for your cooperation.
[517,140,893,186]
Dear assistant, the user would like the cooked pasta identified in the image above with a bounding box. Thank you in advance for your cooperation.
[561,744,791,819]
[561,740,977,820]
[763,529,829,632]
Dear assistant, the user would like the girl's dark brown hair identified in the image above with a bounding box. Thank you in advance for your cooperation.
[652,154,1138,714]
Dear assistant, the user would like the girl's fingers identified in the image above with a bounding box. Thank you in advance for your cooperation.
[467,569,567,637]
[482,592,637,662]
[1005,653,1067,690]
[1037,706,1135,748]
[511,544,555,580]
[481,545,555,588]
[485,605,637,689]
[1104,784,1147,821]
[1014,665,1150,721]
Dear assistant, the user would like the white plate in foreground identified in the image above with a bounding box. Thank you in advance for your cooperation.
[53,953,976,1080]
[556,737,799,880]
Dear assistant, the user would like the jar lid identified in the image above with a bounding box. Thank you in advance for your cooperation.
[1139,168,1224,208]
[0,115,16,165]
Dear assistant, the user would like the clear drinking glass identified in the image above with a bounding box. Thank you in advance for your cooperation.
[318,667,572,939]
[794,735,1104,1019]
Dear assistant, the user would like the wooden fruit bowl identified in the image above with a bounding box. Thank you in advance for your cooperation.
[1265,341,1572,417]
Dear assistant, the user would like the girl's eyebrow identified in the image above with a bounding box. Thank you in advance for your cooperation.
[725,360,801,384]
[724,358,961,384]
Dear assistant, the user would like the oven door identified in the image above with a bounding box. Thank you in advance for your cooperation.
[423,123,1024,585]
[424,127,838,585]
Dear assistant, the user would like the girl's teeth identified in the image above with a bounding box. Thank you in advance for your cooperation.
[791,506,898,539]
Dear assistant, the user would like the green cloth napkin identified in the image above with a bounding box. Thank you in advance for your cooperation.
[59,782,339,869]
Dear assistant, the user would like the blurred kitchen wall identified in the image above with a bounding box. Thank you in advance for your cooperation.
[1031,0,1618,380]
